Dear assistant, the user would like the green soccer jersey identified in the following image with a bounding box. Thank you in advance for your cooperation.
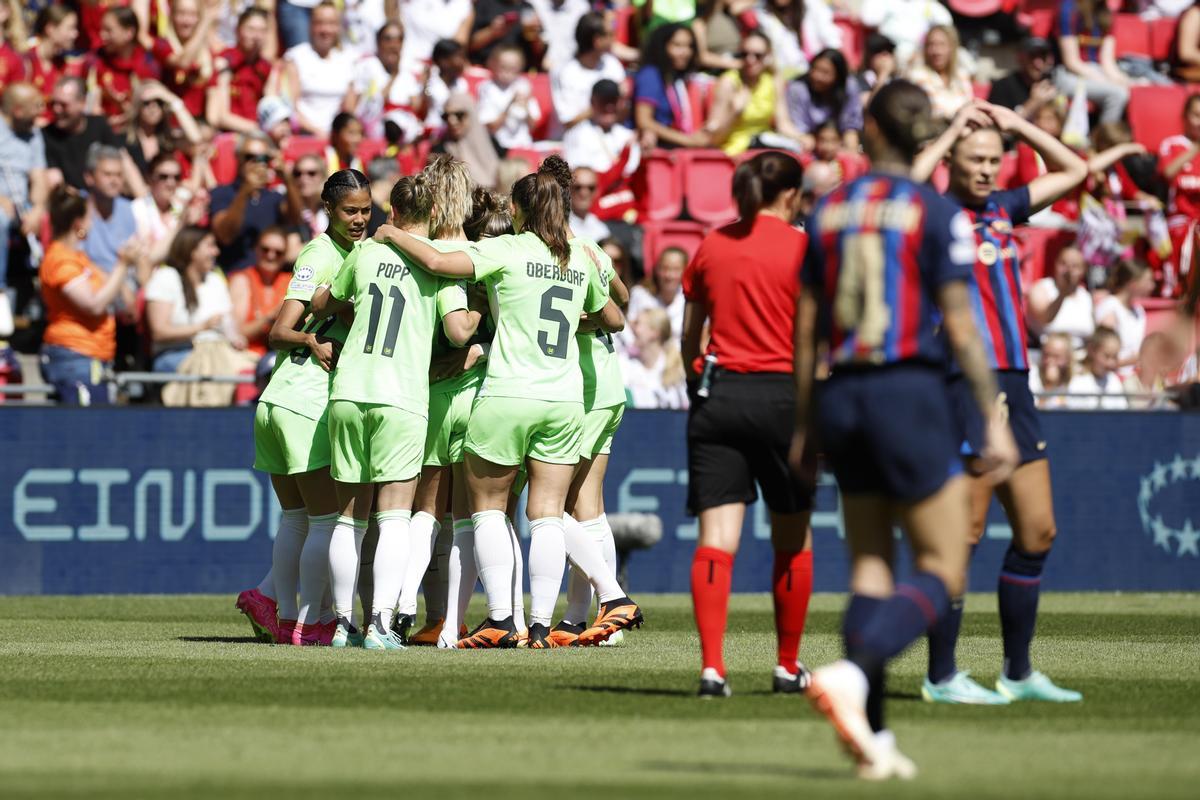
[328,237,443,417]
[572,238,626,410]
[258,233,353,421]
[428,240,490,397]
[467,231,609,403]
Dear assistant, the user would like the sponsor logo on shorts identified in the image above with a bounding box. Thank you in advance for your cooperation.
[1137,454,1200,557]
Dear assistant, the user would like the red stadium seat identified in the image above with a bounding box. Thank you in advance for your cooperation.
[686,78,715,132]
[1017,0,1059,38]
[463,66,491,99]
[356,138,389,166]
[636,149,685,221]
[931,161,950,193]
[642,220,707,271]
[283,136,327,165]
[1111,14,1152,58]
[679,149,737,225]
[503,146,563,169]
[211,132,238,185]
[972,82,991,100]
[1150,17,1180,62]
[613,4,638,48]
[833,14,865,70]
[1128,84,1197,154]
[527,72,555,141]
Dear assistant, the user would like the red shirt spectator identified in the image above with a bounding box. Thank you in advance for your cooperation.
[682,213,807,374]
[87,7,159,124]
[1159,132,1200,224]
[24,6,83,104]
[209,8,274,133]
[151,0,218,118]
[0,43,21,92]
[219,46,273,123]
[78,0,130,54]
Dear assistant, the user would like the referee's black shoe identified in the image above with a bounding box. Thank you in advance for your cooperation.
[698,668,732,698]
[773,663,813,694]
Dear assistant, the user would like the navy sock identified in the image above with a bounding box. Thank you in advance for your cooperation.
[843,594,885,732]
[926,598,965,683]
[850,572,950,674]
[999,546,1048,680]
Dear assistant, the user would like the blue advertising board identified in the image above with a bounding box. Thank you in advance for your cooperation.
[1,408,1197,594]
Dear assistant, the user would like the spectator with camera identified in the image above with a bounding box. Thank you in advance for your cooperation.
[209,132,300,272]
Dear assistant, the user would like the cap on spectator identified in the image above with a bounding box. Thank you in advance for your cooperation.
[257,96,292,132]
[1023,36,1053,54]
[592,79,621,103]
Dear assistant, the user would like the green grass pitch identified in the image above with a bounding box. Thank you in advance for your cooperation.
[0,592,1197,799]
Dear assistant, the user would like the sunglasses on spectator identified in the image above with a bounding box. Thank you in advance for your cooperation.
[243,153,271,164]
[573,183,597,192]
[258,245,285,257]
[445,111,469,121]
[154,171,181,182]
[737,50,767,61]
[294,168,321,177]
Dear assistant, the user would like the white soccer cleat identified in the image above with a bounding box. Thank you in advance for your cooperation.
[805,660,880,768]
[857,730,918,781]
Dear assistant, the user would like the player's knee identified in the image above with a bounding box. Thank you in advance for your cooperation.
[914,553,966,597]
[1022,519,1056,554]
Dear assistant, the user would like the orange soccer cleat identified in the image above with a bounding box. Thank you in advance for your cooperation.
[526,623,558,649]
[456,617,519,649]
[547,621,584,647]
[408,618,445,646]
[576,597,644,646]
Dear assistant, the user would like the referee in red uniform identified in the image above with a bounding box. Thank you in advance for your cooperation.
[680,151,814,698]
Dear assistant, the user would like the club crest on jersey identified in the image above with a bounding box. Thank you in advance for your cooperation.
[1137,454,1200,558]
[294,266,315,283]
[977,242,999,266]
[990,219,1012,235]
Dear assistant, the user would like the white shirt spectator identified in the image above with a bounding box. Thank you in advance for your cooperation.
[1029,276,1095,349]
[399,0,474,74]
[570,211,610,241]
[352,55,423,139]
[285,42,358,135]
[1094,295,1146,376]
[1028,367,1072,410]
[143,267,235,354]
[1066,370,1129,410]
[619,350,689,409]
[477,77,542,148]
[551,54,626,128]
[526,0,590,71]
[563,118,640,175]
[425,67,469,132]
[755,1,842,76]
[621,284,685,353]
[859,0,952,65]
[341,0,389,59]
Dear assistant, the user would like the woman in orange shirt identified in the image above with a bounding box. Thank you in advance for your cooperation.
[39,185,138,405]
[228,226,291,356]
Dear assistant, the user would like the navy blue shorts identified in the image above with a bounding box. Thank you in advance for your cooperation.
[818,364,963,502]
[948,370,1047,466]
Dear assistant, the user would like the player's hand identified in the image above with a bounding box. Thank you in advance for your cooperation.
[1029,80,1057,107]
[311,337,337,372]
[374,224,401,244]
[980,101,1022,134]
[463,342,486,372]
[950,101,992,135]
[977,402,1018,485]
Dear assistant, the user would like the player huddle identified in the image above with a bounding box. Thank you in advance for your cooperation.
[235,154,642,651]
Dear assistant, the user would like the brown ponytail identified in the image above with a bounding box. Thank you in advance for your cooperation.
[866,79,936,163]
[390,173,434,228]
[732,151,802,221]
[512,159,571,268]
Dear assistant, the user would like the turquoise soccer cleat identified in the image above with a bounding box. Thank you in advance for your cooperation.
[922,671,1011,705]
[996,671,1083,703]
[330,618,364,649]
[363,615,406,651]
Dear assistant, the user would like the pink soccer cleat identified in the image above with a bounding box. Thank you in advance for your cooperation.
[292,621,325,646]
[316,620,337,646]
[235,589,278,643]
[276,619,297,645]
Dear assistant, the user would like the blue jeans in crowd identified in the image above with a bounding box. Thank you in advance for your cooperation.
[153,347,193,374]
[40,344,113,405]
[277,1,312,51]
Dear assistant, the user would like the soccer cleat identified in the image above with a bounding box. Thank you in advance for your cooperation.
[805,660,879,768]
[698,667,732,698]
[773,663,813,694]
[922,671,1010,705]
[364,613,407,650]
[409,618,444,646]
[995,671,1083,703]
[526,623,558,649]
[857,730,918,781]
[515,628,530,648]
[391,613,416,646]
[330,617,363,649]
[292,621,325,646]
[235,589,278,643]
[576,597,643,646]
[548,621,584,647]
[276,619,297,645]
[316,620,337,646]
[598,628,625,647]
[456,617,519,649]
[437,623,470,650]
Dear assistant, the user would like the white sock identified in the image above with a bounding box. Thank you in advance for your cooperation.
[397,512,438,616]
[563,565,592,625]
[424,518,453,622]
[592,514,617,575]
[507,517,526,631]
[319,584,335,625]
[297,513,336,626]
[270,508,309,621]
[472,510,514,621]
[441,518,477,645]
[356,519,378,629]
[255,567,275,600]
[528,516,567,627]
[330,515,367,624]
[567,515,625,603]
[372,510,412,626]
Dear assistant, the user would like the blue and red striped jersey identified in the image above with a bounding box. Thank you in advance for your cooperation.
[802,174,975,368]
[947,187,1032,372]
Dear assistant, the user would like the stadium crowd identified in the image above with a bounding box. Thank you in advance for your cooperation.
[1,0,1200,408]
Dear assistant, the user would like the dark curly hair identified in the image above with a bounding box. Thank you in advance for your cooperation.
[464,186,514,241]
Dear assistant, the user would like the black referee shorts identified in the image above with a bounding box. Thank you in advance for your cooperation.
[686,372,815,516]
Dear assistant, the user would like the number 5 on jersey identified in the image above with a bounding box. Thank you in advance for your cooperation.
[538,286,572,359]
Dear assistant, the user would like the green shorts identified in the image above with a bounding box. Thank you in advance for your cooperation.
[253,402,330,475]
[424,384,479,467]
[579,403,625,459]
[328,399,425,484]
[465,396,584,467]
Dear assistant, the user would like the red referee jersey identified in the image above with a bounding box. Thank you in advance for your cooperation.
[682,214,807,374]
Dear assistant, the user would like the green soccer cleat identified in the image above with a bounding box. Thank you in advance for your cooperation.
[922,671,1010,705]
[996,671,1083,703]
[363,614,406,650]
[330,617,364,649]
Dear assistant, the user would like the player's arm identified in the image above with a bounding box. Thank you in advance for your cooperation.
[309,285,351,321]
[981,102,1087,213]
[911,101,993,183]
[374,225,475,277]
[268,298,337,372]
[788,290,820,476]
[590,298,625,333]
[608,271,630,308]
[441,309,481,347]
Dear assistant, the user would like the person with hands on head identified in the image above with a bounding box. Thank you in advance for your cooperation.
[239,169,373,647]
[793,79,1019,780]
[634,23,710,151]
[307,172,483,651]
[372,155,628,650]
[210,131,300,272]
[910,98,1087,707]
